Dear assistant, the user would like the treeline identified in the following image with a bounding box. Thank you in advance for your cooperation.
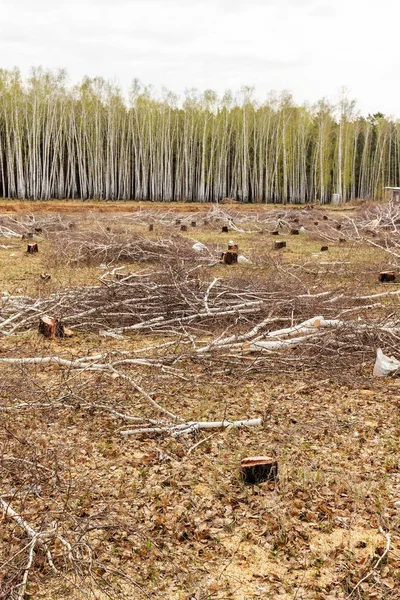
[0,68,398,202]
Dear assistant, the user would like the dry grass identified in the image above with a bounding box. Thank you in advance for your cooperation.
[0,202,399,600]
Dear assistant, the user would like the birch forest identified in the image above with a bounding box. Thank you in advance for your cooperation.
[0,68,398,203]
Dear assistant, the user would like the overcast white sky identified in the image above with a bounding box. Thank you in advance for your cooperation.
[0,0,398,116]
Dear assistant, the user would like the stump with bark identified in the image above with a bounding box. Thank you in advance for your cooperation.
[27,243,38,254]
[39,316,73,338]
[240,456,278,484]
[379,271,396,283]
[274,241,286,250]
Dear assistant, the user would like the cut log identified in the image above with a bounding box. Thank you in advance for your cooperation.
[274,241,286,250]
[180,225,187,232]
[27,243,38,254]
[321,246,329,252]
[222,226,229,233]
[379,271,396,283]
[241,456,278,484]
[290,229,299,235]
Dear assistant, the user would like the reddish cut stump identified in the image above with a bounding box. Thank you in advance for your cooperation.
[222,225,229,233]
[290,229,299,235]
[321,246,329,252]
[379,271,396,283]
[27,243,38,254]
[180,224,188,232]
[39,316,72,338]
[241,456,278,484]
[274,241,286,250]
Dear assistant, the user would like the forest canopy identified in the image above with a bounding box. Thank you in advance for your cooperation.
[0,67,398,203]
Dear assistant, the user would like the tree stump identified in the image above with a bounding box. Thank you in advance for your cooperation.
[180,224,187,232]
[34,227,42,234]
[27,243,38,254]
[221,226,229,233]
[175,219,181,225]
[321,246,329,252]
[27,232,34,239]
[271,230,279,235]
[149,224,154,231]
[379,271,396,283]
[292,217,299,224]
[336,223,342,230]
[314,221,319,226]
[339,238,346,243]
[191,221,196,228]
[290,229,299,235]
[69,223,76,230]
[39,316,73,338]
[323,215,328,220]
[240,456,278,484]
[274,241,286,250]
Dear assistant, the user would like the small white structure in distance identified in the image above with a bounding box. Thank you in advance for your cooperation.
[384,187,400,203]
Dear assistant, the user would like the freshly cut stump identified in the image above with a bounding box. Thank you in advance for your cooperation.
[379,271,396,283]
[39,316,73,339]
[27,243,38,254]
[274,241,286,250]
[241,456,278,484]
